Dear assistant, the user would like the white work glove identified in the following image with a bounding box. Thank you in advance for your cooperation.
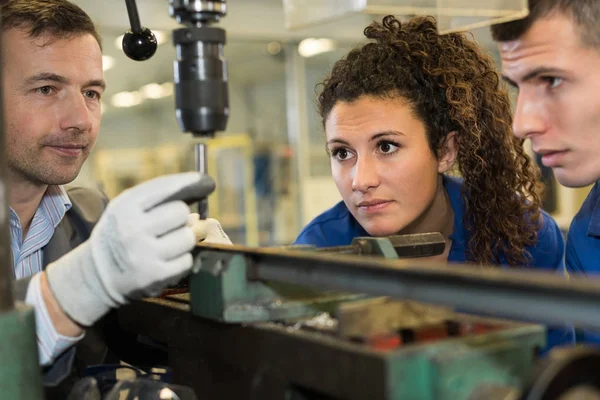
[187,213,232,245]
[46,172,215,327]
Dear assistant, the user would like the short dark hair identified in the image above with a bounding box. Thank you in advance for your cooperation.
[491,0,600,48]
[0,0,102,49]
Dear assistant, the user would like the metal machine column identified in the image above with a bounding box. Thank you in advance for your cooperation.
[0,9,44,400]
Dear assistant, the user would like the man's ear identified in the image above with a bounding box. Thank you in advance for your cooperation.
[437,131,457,173]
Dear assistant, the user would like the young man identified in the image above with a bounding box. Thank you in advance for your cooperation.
[492,0,600,341]
[0,0,230,392]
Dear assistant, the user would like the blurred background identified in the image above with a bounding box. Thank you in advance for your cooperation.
[71,0,590,246]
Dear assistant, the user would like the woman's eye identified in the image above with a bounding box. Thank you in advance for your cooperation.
[330,148,354,161]
[379,141,399,154]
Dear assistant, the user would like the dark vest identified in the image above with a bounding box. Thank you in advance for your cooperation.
[43,186,108,268]
[40,186,109,399]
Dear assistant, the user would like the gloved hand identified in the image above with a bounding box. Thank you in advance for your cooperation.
[46,172,216,327]
[187,213,232,245]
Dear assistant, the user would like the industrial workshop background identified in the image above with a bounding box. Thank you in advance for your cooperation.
[71,0,589,247]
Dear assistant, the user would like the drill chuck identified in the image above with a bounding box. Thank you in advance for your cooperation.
[173,26,229,137]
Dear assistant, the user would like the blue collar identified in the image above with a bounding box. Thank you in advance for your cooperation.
[442,175,467,249]
[588,182,600,238]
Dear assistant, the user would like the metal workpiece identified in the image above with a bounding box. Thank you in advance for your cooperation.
[312,236,399,256]
[191,242,600,330]
[315,233,446,258]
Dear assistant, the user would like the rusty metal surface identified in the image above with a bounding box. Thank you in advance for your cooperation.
[336,297,454,339]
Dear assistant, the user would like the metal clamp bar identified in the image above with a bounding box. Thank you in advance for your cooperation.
[195,243,600,329]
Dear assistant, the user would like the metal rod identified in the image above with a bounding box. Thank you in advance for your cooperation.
[195,142,208,219]
[195,244,600,329]
[125,0,142,33]
[0,11,15,311]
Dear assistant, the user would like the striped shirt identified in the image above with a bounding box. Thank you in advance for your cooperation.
[10,185,72,278]
[11,185,84,366]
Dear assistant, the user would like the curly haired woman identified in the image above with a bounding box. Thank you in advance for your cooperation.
[295,15,565,270]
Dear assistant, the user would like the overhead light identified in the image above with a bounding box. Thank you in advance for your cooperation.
[140,83,164,99]
[139,82,174,100]
[114,35,122,50]
[140,83,166,99]
[153,31,168,46]
[160,82,174,96]
[102,55,115,71]
[111,91,143,108]
[115,30,168,50]
[266,41,282,56]
[298,38,336,58]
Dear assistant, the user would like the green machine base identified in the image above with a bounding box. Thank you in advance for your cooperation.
[0,303,43,399]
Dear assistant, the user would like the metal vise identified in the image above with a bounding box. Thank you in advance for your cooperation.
[184,233,446,322]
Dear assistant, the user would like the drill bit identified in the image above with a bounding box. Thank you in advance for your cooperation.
[195,142,208,219]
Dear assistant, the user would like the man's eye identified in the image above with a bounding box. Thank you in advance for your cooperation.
[544,77,563,89]
[84,90,100,99]
[36,86,54,95]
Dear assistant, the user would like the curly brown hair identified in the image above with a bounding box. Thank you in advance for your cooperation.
[317,15,543,266]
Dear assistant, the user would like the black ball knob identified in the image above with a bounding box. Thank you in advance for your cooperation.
[122,27,158,61]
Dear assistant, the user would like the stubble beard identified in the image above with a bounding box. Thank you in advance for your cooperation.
[6,129,89,186]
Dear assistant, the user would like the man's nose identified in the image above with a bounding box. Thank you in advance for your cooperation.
[513,90,547,140]
[59,92,93,133]
[351,155,380,192]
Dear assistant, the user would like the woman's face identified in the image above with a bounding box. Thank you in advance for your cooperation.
[325,95,451,236]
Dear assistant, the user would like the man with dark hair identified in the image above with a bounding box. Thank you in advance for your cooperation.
[492,1,600,341]
[0,0,230,393]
